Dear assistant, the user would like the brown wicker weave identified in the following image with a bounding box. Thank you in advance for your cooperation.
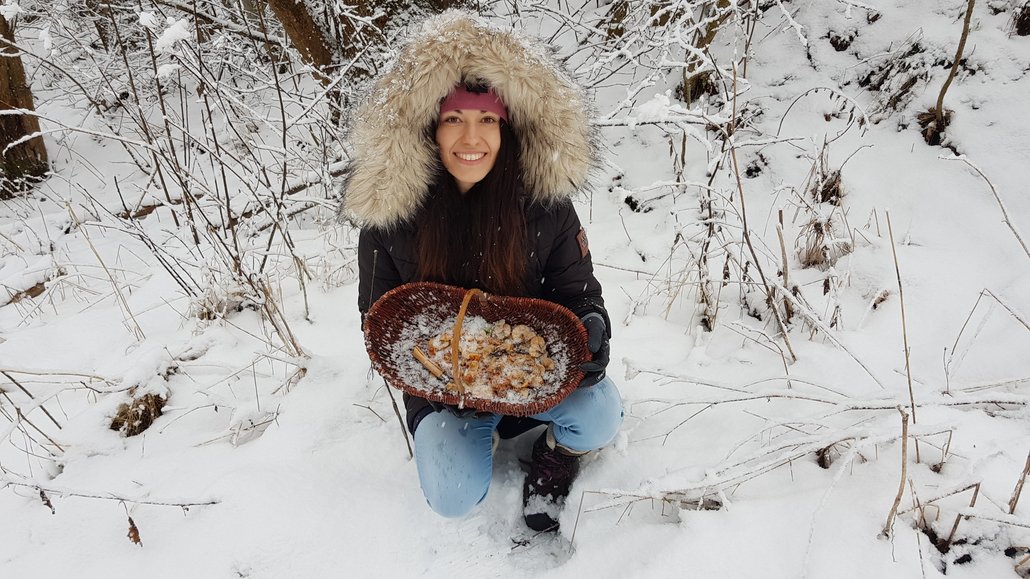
[364,282,590,416]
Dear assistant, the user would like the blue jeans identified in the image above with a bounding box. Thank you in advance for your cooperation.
[413,377,623,518]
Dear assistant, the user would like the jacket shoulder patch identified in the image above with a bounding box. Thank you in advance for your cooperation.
[576,227,589,259]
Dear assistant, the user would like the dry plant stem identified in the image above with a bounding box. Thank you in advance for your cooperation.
[881,407,910,538]
[0,407,59,460]
[637,371,1030,409]
[1,477,218,508]
[597,426,942,518]
[104,4,180,228]
[295,256,310,320]
[1010,449,1030,514]
[886,212,921,463]
[936,0,976,127]
[911,481,931,579]
[1,371,62,429]
[143,29,200,246]
[944,482,981,549]
[0,392,64,452]
[383,375,413,460]
[945,287,1030,380]
[254,280,304,358]
[898,482,981,517]
[983,289,1030,332]
[352,404,385,422]
[957,510,1030,530]
[775,223,794,322]
[941,429,953,466]
[728,64,797,363]
[570,490,593,547]
[0,367,115,384]
[908,477,930,532]
[66,204,146,341]
[944,155,1030,260]
[772,282,887,389]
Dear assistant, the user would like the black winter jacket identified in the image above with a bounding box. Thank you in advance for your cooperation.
[358,199,610,433]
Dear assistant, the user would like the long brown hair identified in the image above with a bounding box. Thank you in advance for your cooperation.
[416,120,527,295]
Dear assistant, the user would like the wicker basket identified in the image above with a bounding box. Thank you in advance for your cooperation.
[364,282,589,416]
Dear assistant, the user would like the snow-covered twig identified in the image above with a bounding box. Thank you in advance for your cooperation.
[772,0,808,46]
[0,109,159,152]
[585,424,947,521]
[772,280,889,390]
[0,367,117,385]
[153,0,287,45]
[66,204,146,341]
[898,481,981,517]
[776,87,869,139]
[836,0,878,18]
[633,377,1030,410]
[942,154,1030,260]
[728,63,798,363]
[958,507,1030,530]
[1,476,219,508]
[0,371,62,430]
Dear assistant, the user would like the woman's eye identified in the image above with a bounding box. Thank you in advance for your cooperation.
[481,117,498,124]
[443,116,461,124]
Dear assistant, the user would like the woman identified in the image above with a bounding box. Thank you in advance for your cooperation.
[343,12,622,532]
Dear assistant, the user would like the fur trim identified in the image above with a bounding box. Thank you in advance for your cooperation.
[341,11,596,228]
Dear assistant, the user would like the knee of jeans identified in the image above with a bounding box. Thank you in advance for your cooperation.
[558,379,623,451]
[589,382,624,446]
[424,481,489,518]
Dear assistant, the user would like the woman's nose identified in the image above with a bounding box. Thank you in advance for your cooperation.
[459,123,480,144]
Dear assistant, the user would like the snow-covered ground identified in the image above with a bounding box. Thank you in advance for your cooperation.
[2,1,1030,577]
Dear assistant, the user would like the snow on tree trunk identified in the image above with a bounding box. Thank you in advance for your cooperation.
[265,0,335,83]
[0,9,48,198]
[84,0,115,51]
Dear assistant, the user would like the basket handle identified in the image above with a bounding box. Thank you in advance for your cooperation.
[450,288,483,400]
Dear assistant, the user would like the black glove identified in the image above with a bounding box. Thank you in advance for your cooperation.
[578,313,610,387]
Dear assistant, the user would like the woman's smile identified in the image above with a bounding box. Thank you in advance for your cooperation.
[455,152,487,163]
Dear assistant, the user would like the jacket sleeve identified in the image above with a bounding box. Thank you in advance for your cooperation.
[358,227,432,433]
[541,203,612,337]
[357,226,403,318]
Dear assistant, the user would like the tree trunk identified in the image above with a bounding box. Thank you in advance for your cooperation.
[681,0,730,104]
[85,0,116,51]
[265,0,335,82]
[262,0,452,86]
[605,0,629,40]
[423,0,466,9]
[0,10,48,198]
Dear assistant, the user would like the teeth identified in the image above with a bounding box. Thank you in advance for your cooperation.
[457,152,486,161]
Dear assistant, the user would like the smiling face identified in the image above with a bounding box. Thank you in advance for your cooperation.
[435,109,502,193]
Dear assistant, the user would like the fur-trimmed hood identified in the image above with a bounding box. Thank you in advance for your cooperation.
[340,11,597,228]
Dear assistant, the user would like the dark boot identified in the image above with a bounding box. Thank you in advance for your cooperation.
[522,427,587,532]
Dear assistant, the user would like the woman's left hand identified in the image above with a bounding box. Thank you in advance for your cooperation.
[578,313,609,387]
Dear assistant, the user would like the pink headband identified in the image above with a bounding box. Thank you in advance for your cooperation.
[439,86,508,122]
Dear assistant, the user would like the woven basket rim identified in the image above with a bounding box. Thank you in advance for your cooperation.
[364,282,589,416]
